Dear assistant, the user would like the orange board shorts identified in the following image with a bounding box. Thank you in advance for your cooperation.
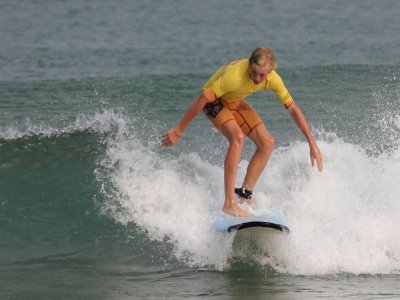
[203,98,263,135]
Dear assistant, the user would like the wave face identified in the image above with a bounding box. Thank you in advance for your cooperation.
[97,123,400,274]
[2,67,399,276]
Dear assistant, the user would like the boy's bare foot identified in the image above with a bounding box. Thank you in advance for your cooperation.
[223,201,250,217]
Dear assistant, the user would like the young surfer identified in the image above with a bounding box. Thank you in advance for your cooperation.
[161,47,323,217]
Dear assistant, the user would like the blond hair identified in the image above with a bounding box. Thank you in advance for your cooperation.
[249,47,277,69]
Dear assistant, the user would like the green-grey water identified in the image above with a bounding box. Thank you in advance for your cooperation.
[1,1,400,299]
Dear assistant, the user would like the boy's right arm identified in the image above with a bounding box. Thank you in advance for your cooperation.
[161,91,213,147]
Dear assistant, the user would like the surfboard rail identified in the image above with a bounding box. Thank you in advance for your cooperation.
[212,210,290,233]
[227,221,290,233]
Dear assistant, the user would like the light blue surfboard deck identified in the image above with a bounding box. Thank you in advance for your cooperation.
[212,210,290,233]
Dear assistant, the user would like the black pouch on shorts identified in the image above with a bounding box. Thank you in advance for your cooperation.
[203,99,224,118]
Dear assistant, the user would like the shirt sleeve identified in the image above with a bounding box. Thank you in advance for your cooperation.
[268,71,294,108]
[202,61,242,101]
[207,76,224,99]
[202,64,226,101]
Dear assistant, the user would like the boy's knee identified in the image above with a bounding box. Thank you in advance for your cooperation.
[267,135,275,147]
[230,131,245,147]
[259,134,275,150]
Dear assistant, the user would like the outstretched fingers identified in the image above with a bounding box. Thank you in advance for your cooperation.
[161,128,181,147]
[310,146,323,172]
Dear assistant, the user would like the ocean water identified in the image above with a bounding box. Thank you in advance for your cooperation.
[1,0,400,299]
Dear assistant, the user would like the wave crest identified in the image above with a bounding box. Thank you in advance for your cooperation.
[0,110,130,140]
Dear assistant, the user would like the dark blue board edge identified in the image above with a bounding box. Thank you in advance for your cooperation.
[228,221,290,233]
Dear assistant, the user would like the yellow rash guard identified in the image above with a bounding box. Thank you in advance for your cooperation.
[202,58,293,108]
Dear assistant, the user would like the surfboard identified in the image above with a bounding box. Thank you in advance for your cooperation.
[212,210,290,233]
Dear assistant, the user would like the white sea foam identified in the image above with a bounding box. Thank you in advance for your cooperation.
[98,133,235,268]
[246,138,400,275]
[99,129,400,275]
